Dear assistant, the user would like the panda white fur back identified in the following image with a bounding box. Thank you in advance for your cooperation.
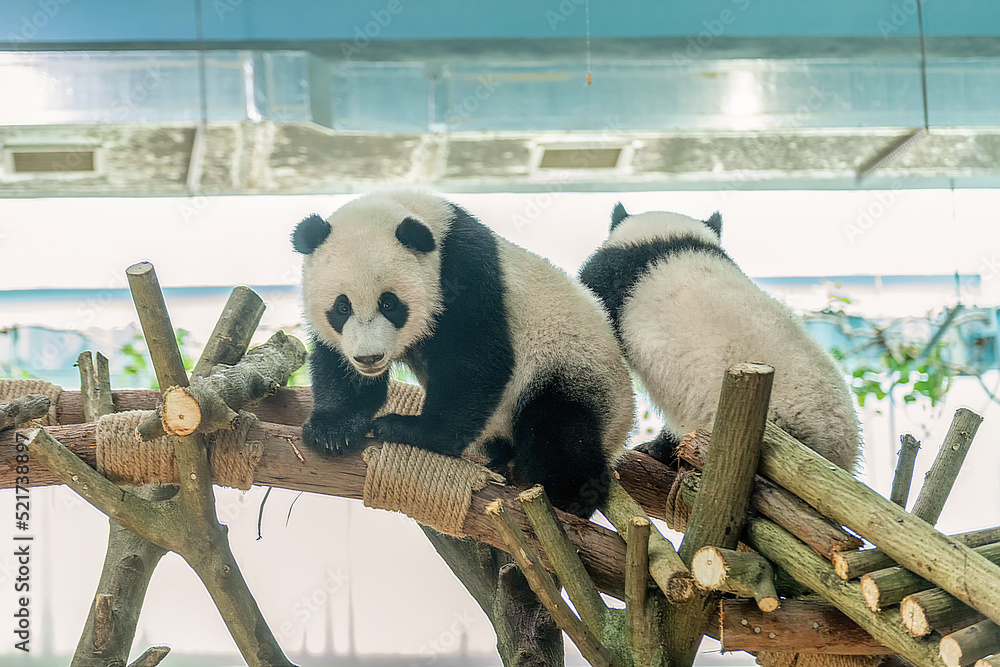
[579,205,861,471]
[294,190,634,517]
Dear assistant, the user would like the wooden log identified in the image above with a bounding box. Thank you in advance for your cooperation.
[603,478,694,603]
[0,394,51,431]
[756,419,1000,635]
[902,588,985,639]
[692,546,779,613]
[940,621,1000,667]
[189,285,265,380]
[518,485,607,637]
[92,593,113,653]
[625,517,657,666]
[891,435,922,508]
[126,262,293,667]
[678,430,863,558]
[10,421,634,599]
[55,386,313,427]
[126,646,170,667]
[746,517,946,666]
[834,549,895,581]
[77,352,114,426]
[863,542,1000,613]
[158,331,306,437]
[910,409,983,524]
[975,656,1000,667]
[720,599,894,654]
[836,527,1000,582]
[487,499,620,667]
[419,527,564,666]
[664,363,773,667]
[72,350,170,667]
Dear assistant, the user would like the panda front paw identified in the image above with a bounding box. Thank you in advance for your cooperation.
[301,413,372,456]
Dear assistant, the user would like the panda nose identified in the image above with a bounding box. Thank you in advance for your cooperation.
[354,353,385,365]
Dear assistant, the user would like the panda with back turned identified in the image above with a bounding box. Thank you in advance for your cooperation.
[292,190,635,517]
[578,203,861,471]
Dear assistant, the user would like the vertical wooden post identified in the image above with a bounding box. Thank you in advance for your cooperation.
[663,362,774,666]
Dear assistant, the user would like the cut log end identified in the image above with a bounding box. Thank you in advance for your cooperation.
[692,546,728,589]
[757,597,780,613]
[666,571,695,603]
[901,595,931,638]
[729,362,776,377]
[832,552,851,579]
[161,387,201,437]
[518,485,546,503]
[941,635,964,667]
[860,574,882,613]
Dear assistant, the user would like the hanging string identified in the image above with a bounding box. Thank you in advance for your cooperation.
[585,0,592,85]
[916,0,929,130]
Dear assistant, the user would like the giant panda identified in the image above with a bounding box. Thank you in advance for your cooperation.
[578,203,861,471]
[292,190,635,517]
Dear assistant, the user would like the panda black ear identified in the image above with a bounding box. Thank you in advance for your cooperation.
[396,217,436,253]
[705,212,723,238]
[292,214,331,254]
[610,202,629,232]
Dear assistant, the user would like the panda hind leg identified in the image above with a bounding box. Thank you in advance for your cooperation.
[511,379,611,519]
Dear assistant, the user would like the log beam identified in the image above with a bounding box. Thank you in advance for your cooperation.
[720,599,894,654]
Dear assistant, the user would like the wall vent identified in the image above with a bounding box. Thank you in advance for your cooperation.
[538,146,623,169]
[7,148,97,174]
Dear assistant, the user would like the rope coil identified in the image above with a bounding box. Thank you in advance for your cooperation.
[363,442,504,537]
[95,409,261,490]
[0,379,62,425]
[362,381,502,536]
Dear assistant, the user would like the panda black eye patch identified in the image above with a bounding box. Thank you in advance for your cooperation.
[378,292,409,329]
[327,295,352,333]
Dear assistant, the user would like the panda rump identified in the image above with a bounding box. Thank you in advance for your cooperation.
[578,203,861,472]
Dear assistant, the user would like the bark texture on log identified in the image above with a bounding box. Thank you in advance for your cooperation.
[720,599,894,654]
[0,394,51,431]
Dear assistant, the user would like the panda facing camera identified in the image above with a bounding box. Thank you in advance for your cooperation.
[578,203,861,471]
[293,190,635,517]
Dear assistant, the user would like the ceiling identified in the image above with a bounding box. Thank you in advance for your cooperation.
[1,0,999,196]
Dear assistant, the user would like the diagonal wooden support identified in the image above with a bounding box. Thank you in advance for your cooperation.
[72,351,170,667]
[519,485,608,637]
[757,415,1000,638]
[487,498,621,667]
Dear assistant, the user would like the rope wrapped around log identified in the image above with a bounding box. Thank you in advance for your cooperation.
[95,409,261,490]
[363,381,504,537]
[0,378,62,425]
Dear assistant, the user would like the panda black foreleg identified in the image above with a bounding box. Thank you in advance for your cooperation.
[370,413,474,456]
[302,340,388,456]
[372,350,508,457]
[511,379,611,519]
